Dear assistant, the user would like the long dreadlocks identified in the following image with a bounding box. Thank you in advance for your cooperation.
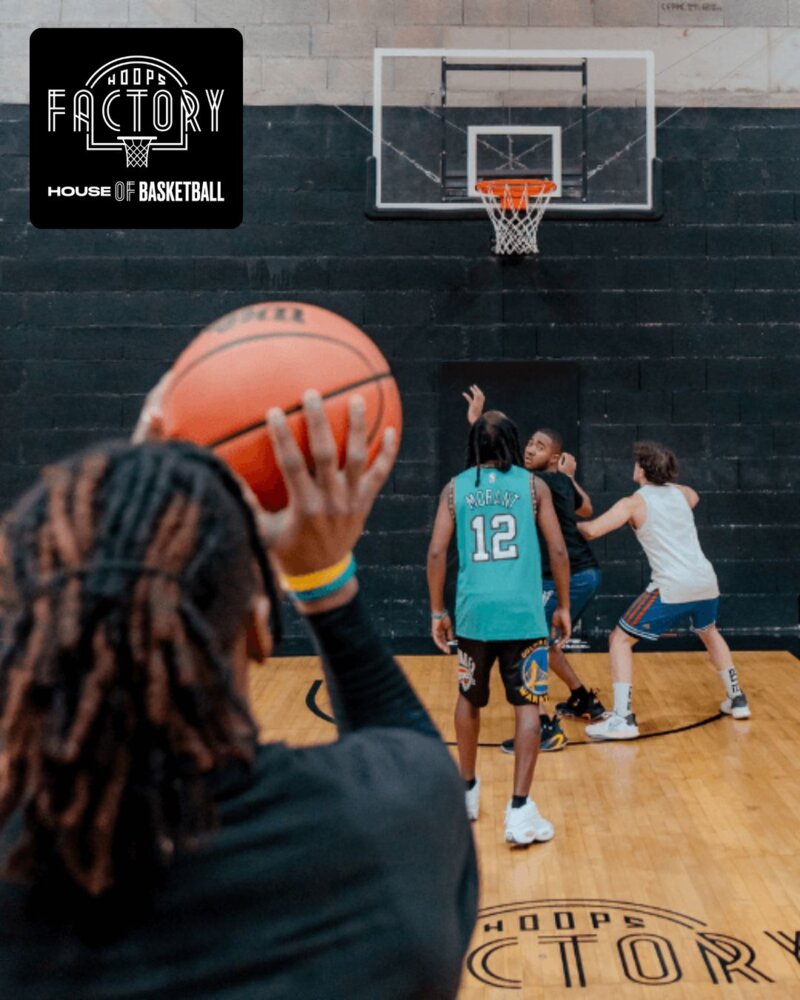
[464,411,524,487]
[0,440,280,900]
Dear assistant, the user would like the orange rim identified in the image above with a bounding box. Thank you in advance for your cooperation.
[476,177,556,210]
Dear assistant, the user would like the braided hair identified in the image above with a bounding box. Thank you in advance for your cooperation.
[464,411,524,486]
[0,439,281,905]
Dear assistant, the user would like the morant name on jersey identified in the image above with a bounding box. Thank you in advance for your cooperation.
[463,489,520,511]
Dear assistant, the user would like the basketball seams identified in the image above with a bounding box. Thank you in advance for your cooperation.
[159,305,401,510]
[367,368,386,445]
[163,331,384,401]
[206,371,394,449]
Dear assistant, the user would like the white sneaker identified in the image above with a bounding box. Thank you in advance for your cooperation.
[721,693,751,719]
[504,798,554,845]
[465,779,480,821]
[585,711,640,740]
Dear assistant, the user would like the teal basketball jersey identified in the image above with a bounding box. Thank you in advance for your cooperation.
[453,465,548,641]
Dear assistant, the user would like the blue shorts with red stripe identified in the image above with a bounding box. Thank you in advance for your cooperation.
[618,589,719,642]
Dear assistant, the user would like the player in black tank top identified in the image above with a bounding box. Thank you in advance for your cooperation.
[517,431,605,734]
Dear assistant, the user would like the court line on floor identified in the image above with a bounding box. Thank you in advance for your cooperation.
[304,680,726,745]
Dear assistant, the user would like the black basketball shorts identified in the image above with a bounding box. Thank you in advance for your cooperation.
[455,637,549,708]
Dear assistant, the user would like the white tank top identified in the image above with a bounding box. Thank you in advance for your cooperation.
[634,485,719,603]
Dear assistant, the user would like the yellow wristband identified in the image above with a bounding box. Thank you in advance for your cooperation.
[279,553,353,594]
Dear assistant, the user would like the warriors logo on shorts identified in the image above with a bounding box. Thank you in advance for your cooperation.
[518,640,549,704]
[457,649,477,692]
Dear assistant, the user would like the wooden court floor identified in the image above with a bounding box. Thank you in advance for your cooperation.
[250,650,800,999]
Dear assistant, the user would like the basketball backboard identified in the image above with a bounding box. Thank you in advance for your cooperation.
[368,48,660,219]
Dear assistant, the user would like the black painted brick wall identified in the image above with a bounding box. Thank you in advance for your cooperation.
[1,104,799,646]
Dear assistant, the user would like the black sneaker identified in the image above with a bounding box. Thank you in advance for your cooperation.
[541,716,568,752]
[556,688,606,720]
[498,719,568,755]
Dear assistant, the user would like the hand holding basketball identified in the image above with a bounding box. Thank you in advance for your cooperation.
[265,390,398,580]
[157,302,402,511]
[131,371,172,444]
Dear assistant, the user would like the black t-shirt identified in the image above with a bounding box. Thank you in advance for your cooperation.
[537,470,599,577]
[0,597,478,1000]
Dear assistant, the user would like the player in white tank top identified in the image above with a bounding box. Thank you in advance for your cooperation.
[635,484,719,603]
[574,441,750,740]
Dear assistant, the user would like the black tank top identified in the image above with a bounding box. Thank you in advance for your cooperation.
[537,470,599,576]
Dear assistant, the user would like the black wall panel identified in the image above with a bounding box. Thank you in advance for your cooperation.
[1,104,798,648]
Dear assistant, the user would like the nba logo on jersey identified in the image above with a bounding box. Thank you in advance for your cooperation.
[29,28,243,229]
[518,641,549,704]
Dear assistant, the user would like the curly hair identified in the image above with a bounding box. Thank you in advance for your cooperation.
[0,440,280,905]
[633,440,678,486]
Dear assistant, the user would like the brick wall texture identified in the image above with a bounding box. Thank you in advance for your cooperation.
[4,13,800,106]
[1,103,799,646]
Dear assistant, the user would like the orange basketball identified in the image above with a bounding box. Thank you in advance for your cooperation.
[160,302,402,511]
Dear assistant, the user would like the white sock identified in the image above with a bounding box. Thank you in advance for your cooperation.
[613,682,632,718]
[719,667,742,700]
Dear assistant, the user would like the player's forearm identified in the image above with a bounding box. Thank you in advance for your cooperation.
[572,480,593,517]
[578,511,624,540]
[427,551,448,613]
[549,546,571,612]
[305,589,439,739]
[577,500,629,540]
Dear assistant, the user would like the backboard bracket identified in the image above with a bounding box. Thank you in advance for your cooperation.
[365,155,663,220]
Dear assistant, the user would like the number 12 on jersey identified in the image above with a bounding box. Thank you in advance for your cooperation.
[470,513,518,562]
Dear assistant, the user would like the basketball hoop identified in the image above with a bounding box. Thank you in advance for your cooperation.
[476,178,557,256]
[118,136,156,169]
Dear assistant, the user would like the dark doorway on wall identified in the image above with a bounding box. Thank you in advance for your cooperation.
[438,361,581,484]
[436,361,581,616]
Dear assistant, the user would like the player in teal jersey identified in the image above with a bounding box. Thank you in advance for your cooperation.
[464,388,606,755]
[427,412,571,845]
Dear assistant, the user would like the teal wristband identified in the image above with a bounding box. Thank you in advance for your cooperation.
[289,556,357,602]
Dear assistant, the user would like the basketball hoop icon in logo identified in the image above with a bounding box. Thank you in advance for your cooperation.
[56,55,223,168]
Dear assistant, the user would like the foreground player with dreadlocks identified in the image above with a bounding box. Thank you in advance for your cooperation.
[0,392,477,999]
[427,411,570,845]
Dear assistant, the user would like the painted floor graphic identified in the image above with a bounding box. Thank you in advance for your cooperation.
[251,650,800,998]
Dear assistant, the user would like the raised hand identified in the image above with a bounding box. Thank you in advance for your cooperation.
[558,451,577,478]
[462,384,485,426]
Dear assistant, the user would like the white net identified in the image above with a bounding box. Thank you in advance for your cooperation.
[119,136,155,169]
[476,180,555,255]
